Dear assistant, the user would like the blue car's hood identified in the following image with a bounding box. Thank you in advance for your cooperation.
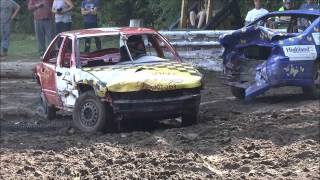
[219,25,296,49]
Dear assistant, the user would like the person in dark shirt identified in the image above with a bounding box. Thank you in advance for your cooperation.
[81,0,101,52]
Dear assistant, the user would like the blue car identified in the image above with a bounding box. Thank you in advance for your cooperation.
[220,10,320,101]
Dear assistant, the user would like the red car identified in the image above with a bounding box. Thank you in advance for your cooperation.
[34,27,203,132]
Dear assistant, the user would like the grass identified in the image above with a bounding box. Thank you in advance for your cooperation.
[6,33,39,60]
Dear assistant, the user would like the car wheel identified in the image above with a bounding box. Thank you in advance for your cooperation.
[181,106,199,127]
[40,91,56,120]
[73,91,110,133]
[230,86,245,99]
[302,61,320,99]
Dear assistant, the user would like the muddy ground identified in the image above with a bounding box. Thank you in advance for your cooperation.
[0,71,319,179]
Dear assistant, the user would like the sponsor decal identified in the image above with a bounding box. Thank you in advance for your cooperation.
[283,45,317,61]
[312,33,320,45]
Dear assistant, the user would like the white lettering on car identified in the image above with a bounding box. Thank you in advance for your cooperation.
[283,45,317,61]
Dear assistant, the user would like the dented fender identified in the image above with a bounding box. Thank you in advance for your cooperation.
[75,70,108,98]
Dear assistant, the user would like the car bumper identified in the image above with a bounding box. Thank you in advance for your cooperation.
[111,94,201,119]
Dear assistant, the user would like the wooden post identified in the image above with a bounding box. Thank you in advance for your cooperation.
[180,0,188,29]
[206,0,213,24]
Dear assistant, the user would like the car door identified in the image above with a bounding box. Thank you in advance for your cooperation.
[55,36,79,108]
[39,36,64,107]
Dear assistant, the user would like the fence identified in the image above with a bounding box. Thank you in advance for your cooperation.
[159,30,233,71]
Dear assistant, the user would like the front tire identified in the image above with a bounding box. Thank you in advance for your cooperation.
[73,91,109,133]
[230,86,245,99]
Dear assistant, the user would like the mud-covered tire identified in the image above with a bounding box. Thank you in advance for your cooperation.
[73,91,109,133]
[302,61,320,99]
[40,92,56,120]
[181,106,199,127]
[231,86,245,99]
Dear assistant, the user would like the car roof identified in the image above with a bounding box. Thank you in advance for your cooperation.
[268,10,320,16]
[60,27,157,38]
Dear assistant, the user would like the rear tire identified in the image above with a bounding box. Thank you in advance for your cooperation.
[181,106,199,127]
[302,61,320,99]
[231,86,245,99]
[73,91,111,133]
[40,91,56,120]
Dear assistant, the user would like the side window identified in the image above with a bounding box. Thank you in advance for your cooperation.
[157,37,176,60]
[44,36,64,65]
[60,38,73,68]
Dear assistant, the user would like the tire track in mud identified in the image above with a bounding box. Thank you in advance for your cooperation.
[0,119,73,132]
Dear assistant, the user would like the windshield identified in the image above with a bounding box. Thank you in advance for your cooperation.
[121,34,177,63]
[77,33,177,68]
[251,14,318,33]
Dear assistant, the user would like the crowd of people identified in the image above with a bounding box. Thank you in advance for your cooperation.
[0,0,319,57]
[245,0,319,25]
[190,0,319,29]
[0,0,100,57]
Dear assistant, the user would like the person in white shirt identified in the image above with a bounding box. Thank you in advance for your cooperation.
[245,0,269,25]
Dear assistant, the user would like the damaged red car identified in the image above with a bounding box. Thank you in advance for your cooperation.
[34,27,203,132]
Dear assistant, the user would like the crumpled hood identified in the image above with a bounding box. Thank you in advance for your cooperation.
[219,25,295,49]
[81,61,202,92]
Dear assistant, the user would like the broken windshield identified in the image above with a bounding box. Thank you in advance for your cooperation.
[76,33,177,68]
[252,14,318,34]
[120,34,177,63]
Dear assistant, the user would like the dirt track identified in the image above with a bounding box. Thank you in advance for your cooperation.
[0,71,319,179]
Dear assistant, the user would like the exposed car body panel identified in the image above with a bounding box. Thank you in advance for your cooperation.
[220,10,320,101]
[79,61,202,93]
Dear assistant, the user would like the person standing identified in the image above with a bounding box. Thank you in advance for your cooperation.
[245,0,269,25]
[81,0,101,52]
[279,0,295,11]
[0,0,20,57]
[52,0,73,34]
[28,0,54,55]
[299,0,319,10]
[189,0,208,29]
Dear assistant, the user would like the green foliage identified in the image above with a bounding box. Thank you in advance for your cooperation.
[12,0,318,34]
[14,0,34,34]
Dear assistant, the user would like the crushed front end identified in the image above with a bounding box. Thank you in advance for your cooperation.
[109,88,201,120]
[220,22,319,100]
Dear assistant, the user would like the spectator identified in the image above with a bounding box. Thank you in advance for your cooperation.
[245,0,269,25]
[300,0,319,10]
[190,0,208,29]
[0,0,20,57]
[81,0,101,52]
[52,0,73,35]
[28,0,54,55]
[279,0,295,11]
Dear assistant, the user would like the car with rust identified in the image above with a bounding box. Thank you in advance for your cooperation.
[220,10,320,101]
[34,27,203,132]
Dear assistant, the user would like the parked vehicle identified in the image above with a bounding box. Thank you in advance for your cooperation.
[220,10,320,101]
[34,27,203,132]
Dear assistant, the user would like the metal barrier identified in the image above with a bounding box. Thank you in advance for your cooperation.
[159,30,234,71]
[159,30,233,46]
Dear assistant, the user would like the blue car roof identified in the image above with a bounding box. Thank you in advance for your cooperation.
[268,10,320,16]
